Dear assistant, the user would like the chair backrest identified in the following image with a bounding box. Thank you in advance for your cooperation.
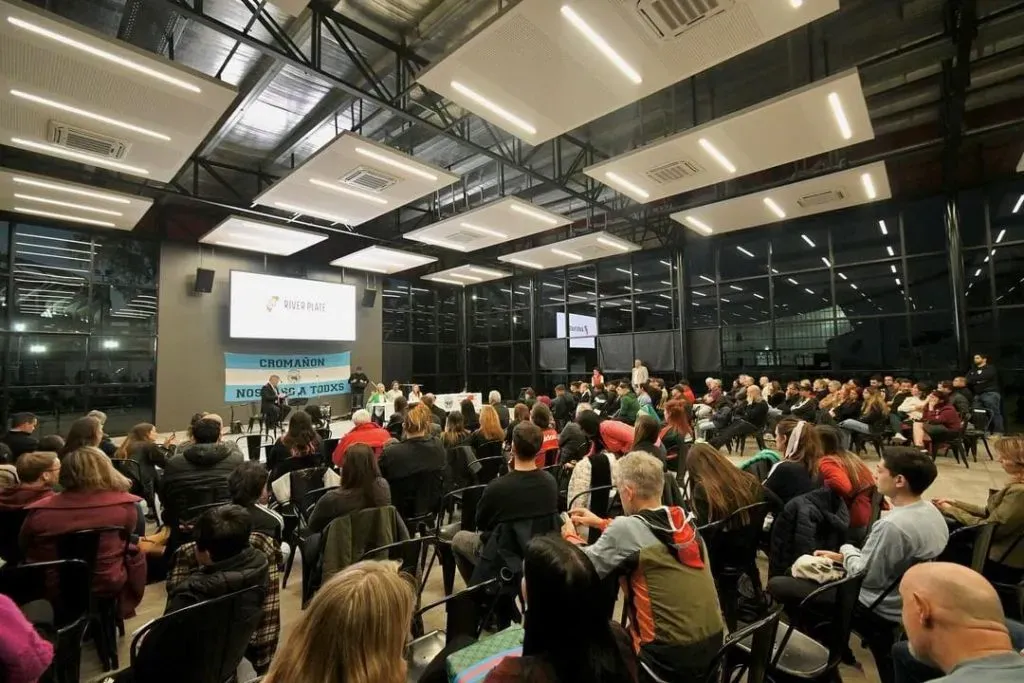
[164,482,231,528]
[110,458,145,496]
[359,535,436,594]
[970,409,992,432]
[865,486,885,532]
[777,573,865,671]
[185,502,228,522]
[322,438,340,463]
[698,501,772,574]
[315,428,332,442]
[288,467,327,511]
[568,485,615,516]
[413,576,506,642]
[473,455,508,484]
[301,486,338,517]
[130,586,264,683]
[234,434,265,462]
[51,526,127,575]
[704,606,782,683]
[439,485,487,534]
[939,522,997,573]
[390,469,445,525]
[0,508,29,565]
[0,558,90,631]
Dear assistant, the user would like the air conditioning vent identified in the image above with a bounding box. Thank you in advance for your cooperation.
[634,0,733,40]
[340,166,399,192]
[48,121,130,160]
[645,158,706,184]
[797,188,848,208]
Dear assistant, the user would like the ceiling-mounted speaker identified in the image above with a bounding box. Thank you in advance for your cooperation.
[361,287,377,308]
[194,268,215,294]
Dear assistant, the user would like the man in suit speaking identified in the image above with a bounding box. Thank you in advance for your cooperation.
[261,374,291,425]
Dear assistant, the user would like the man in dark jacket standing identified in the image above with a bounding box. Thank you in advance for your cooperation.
[160,418,244,527]
[967,353,1002,434]
[1,413,39,460]
[165,504,268,617]
[348,366,369,410]
[550,385,575,430]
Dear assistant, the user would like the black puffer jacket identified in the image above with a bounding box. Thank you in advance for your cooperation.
[165,545,269,616]
[769,487,849,577]
[160,442,244,525]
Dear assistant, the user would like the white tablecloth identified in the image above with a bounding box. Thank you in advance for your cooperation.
[382,392,483,420]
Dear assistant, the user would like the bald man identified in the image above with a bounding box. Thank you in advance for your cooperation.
[898,563,1024,683]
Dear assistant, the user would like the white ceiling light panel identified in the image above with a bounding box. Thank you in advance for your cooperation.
[199,216,327,256]
[670,162,892,236]
[404,196,571,252]
[418,0,839,145]
[585,69,872,203]
[0,0,236,181]
[254,132,459,227]
[422,264,511,286]
[498,231,640,270]
[0,169,152,230]
[329,246,437,274]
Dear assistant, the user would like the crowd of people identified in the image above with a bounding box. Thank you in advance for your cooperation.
[0,353,1020,683]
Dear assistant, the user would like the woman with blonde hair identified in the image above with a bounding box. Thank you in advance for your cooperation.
[20,447,147,617]
[469,404,505,451]
[837,385,888,450]
[263,560,414,683]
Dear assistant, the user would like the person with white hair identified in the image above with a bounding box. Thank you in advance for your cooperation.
[565,452,724,681]
[488,390,510,428]
[330,409,390,467]
[86,410,117,457]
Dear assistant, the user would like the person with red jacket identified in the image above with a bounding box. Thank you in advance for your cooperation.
[816,425,884,544]
[20,447,146,618]
[914,390,962,451]
[530,403,560,468]
[332,409,392,467]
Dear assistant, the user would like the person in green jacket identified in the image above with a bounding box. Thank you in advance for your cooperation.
[366,383,387,405]
[613,383,640,425]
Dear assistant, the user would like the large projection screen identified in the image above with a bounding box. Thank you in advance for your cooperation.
[229,271,357,341]
[556,311,596,349]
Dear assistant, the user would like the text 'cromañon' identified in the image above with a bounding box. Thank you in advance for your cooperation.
[258,357,328,369]
[282,299,327,313]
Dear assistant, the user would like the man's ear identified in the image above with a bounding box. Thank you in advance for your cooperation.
[911,591,932,626]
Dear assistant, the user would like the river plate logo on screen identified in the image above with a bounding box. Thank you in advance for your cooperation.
[266,296,280,312]
[287,369,302,384]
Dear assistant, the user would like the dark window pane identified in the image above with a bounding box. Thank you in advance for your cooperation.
[14,226,93,285]
[512,342,531,373]
[538,274,565,302]
[687,285,717,326]
[835,317,909,371]
[0,222,9,274]
[598,297,632,334]
[9,334,87,386]
[470,313,488,343]
[537,306,559,339]
[963,248,992,311]
[966,313,997,357]
[773,317,835,370]
[718,279,769,327]
[94,236,158,286]
[89,336,154,384]
[685,239,714,287]
[512,310,529,341]
[992,243,1024,308]
[989,184,1024,247]
[958,188,987,249]
[906,256,952,313]
[833,261,906,317]
[383,310,408,341]
[770,221,830,272]
[469,346,488,374]
[634,292,673,331]
[490,345,512,373]
[382,280,409,310]
[718,233,768,280]
[86,384,155,434]
[438,290,459,344]
[413,345,436,375]
[831,206,900,265]
[489,312,511,342]
[903,196,946,255]
[512,277,531,308]
[597,256,633,299]
[13,275,90,333]
[633,251,674,294]
[566,264,596,300]
[909,313,958,370]
[8,387,86,435]
[94,284,157,334]
[772,269,833,319]
[722,321,773,370]
[412,311,436,343]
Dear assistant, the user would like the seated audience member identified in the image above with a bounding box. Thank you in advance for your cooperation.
[612,382,640,425]
[897,563,1024,683]
[914,390,962,452]
[578,382,593,405]
[813,379,830,402]
[261,561,414,683]
[637,383,653,409]
[892,383,929,443]
[2,412,39,460]
[767,381,801,429]
[422,394,447,426]
[551,384,576,429]
[408,384,423,403]
[837,386,888,449]
[889,379,912,414]
[58,415,104,459]
[477,536,637,682]
[679,379,697,405]
[934,435,1024,583]
[522,387,537,408]
[267,411,321,480]
[37,434,65,453]
[773,448,948,683]
[440,410,471,450]
[461,399,480,432]
[468,405,506,453]
[378,404,446,489]
[505,403,530,447]
[565,453,724,682]
[709,385,769,449]
[451,422,558,583]
[951,375,973,405]
[695,395,733,442]
[228,461,283,542]
[530,402,559,468]
[385,381,404,403]
[556,403,593,467]
[87,410,118,457]
[0,451,59,510]
[631,413,666,465]
[174,412,209,456]
[938,380,971,416]
[660,399,693,461]
[789,384,819,422]
[0,592,54,683]
[115,422,174,506]
[685,443,764,527]
[308,444,390,535]
[332,409,391,468]
[764,419,823,507]
[537,394,552,409]
[161,417,243,526]
[816,425,879,543]
[164,504,269,616]
[489,391,510,429]
[385,396,408,439]
[818,381,845,414]
[566,411,619,537]
[21,447,147,618]
[602,381,620,418]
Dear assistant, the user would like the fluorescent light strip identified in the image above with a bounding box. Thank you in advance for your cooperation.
[567,294,589,300]
[597,237,631,252]
[821,257,832,267]
[692,291,707,297]
[10,89,170,141]
[699,275,714,283]
[211,240,291,254]
[18,233,93,247]
[995,229,1006,243]
[505,257,543,269]
[790,0,804,7]
[550,248,583,261]
[559,5,641,84]
[804,288,815,295]
[467,266,506,278]
[448,273,482,282]
[604,172,649,200]
[14,194,123,217]
[461,222,507,239]
[428,277,465,286]
[838,272,848,280]
[736,246,755,258]
[827,92,852,140]
[450,81,536,135]
[801,234,816,248]
[861,173,877,199]
[850,283,858,290]
[886,246,895,257]
[12,138,149,175]
[753,293,765,300]
[509,202,560,225]
[890,264,897,274]
[274,202,352,224]
[1013,194,1024,213]
[763,197,786,219]
[878,220,888,235]
[729,285,743,291]
[974,268,982,277]
[17,250,88,262]
[13,207,115,228]
[308,178,387,204]
[418,236,468,252]
[698,138,736,174]
[684,216,713,235]
[7,17,201,93]
[787,278,799,285]
[17,242,91,256]
[354,147,438,181]
[11,177,132,204]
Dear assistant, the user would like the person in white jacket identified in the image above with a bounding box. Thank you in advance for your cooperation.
[631,360,649,393]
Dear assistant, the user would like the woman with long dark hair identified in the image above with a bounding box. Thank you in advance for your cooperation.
[268,410,321,480]
[505,403,530,447]
[685,443,764,527]
[307,444,390,533]
[461,399,480,432]
[59,416,102,459]
[441,411,470,449]
[631,413,666,466]
[483,535,636,682]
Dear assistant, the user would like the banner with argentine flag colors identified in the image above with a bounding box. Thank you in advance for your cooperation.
[224,352,351,403]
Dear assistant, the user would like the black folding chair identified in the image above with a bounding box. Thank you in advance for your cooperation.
[127,586,264,683]
[704,606,782,683]
[390,469,445,534]
[0,559,91,683]
[965,409,994,461]
[279,468,331,588]
[698,501,772,630]
[430,484,487,595]
[322,438,340,464]
[110,458,145,498]
[0,508,29,565]
[315,427,332,442]
[359,535,437,602]
[938,521,997,573]
[234,434,272,462]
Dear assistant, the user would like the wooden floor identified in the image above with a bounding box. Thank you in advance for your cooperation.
[82,433,1010,682]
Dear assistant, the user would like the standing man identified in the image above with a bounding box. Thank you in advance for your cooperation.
[967,353,1003,434]
[631,359,649,393]
[2,413,39,460]
[348,366,369,410]
[260,375,290,425]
